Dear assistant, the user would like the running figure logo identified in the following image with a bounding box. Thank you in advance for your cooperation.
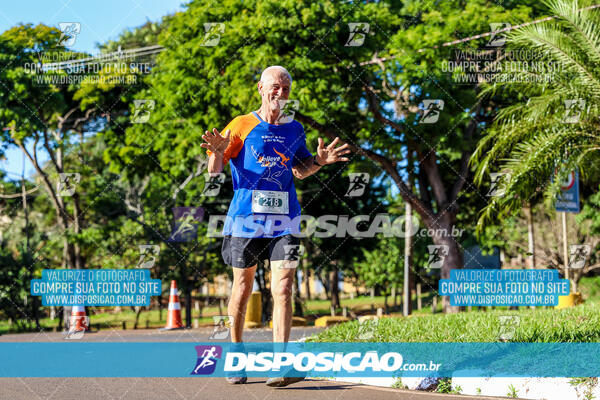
[569,245,591,269]
[564,99,585,123]
[276,100,299,124]
[345,23,370,47]
[203,173,225,196]
[191,345,222,375]
[284,244,305,262]
[345,173,369,197]
[487,172,511,197]
[209,316,233,340]
[136,244,160,269]
[420,100,444,124]
[498,315,520,341]
[131,99,155,123]
[200,23,225,47]
[427,245,449,269]
[57,173,80,197]
[168,207,204,242]
[58,22,81,47]
[357,318,379,340]
[487,23,511,47]
[64,315,89,340]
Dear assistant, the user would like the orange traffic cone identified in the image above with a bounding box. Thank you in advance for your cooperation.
[70,305,89,332]
[162,280,184,330]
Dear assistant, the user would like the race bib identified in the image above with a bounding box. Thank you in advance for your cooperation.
[252,190,289,214]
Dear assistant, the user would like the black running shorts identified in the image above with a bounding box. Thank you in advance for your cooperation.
[221,234,300,269]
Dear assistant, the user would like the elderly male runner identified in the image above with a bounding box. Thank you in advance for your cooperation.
[201,66,350,387]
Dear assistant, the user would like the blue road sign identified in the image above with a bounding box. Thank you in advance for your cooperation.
[555,170,580,213]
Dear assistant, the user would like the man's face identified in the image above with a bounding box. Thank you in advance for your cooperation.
[258,73,291,111]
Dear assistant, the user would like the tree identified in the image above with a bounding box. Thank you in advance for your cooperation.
[293,0,535,311]
[0,19,226,330]
[0,24,91,273]
[0,172,44,331]
[472,0,600,226]
[296,167,385,312]
[81,18,229,327]
[355,238,402,312]
[480,201,600,291]
[108,0,543,313]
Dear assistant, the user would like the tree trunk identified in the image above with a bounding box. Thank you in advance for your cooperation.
[32,296,40,330]
[72,192,84,268]
[62,229,79,330]
[525,205,536,309]
[434,228,463,314]
[185,283,192,329]
[329,266,340,310]
[318,272,330,299]
[425,211,463,313]
[57,307,64,331]
[293,268,303,317]
[158,290,163,322]
[384,293,389,314]
[302,249,311,300]
[525,206,536,268]
[403,201,412,316]
[133,306,143,329]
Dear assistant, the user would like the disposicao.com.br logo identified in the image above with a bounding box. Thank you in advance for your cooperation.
[223,351,441,373]
[189,343,442,377]
[206,213,465,239]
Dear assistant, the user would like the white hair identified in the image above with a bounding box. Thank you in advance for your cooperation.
[260,66,292,84]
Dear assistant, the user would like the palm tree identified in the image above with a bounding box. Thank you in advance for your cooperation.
[471,0,600,228]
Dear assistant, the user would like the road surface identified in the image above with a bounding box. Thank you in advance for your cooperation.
[0,328,518,400]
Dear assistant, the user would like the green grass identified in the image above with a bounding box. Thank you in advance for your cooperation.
[0,308,216,334]
[506,384,519,398]
[569,377,598,400]
[303,292,439,317]
[310,277,600,343]
[391,377,407,389]
[310,300,600,342]
[304,296,386,313]
[437,378,462,394]
[0,294,403,334]
[579,276,600,299]
[3,278,599,335]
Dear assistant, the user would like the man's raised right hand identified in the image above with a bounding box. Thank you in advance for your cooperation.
[201,128,231,157]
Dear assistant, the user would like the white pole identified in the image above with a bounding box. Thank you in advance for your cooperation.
[403,201,412,317]
[562,212,570,288]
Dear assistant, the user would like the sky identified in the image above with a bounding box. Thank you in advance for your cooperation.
[0,0,186,180]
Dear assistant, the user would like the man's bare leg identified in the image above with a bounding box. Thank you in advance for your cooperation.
[270,260,297,342]
[266,260,304,387]
[228,264,257,342]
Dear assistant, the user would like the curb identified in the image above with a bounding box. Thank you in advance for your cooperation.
[318,375,600,400]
